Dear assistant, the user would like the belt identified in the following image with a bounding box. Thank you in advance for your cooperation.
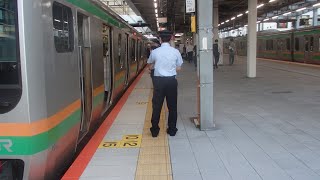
[154,75,176,79]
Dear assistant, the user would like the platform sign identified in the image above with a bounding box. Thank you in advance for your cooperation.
[186,0,196,13]
[99,135,142,148]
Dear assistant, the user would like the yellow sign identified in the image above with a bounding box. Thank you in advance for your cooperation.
[191,15,196,33]
[99,135,142,148]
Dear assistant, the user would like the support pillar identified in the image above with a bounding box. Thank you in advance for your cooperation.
[296,16,300,29]
[197,0,215,130]
[213,0,222,65]
[247,0,257,78]
[313,8,318,26]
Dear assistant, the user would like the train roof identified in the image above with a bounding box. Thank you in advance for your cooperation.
[77,0,148,40]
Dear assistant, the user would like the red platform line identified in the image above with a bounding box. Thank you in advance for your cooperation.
[62,71,145,179]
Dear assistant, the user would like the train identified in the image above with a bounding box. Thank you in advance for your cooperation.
[223,26,320,65]
[0,0,149,179]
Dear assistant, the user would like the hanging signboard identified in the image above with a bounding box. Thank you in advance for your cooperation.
[186,0,196,13]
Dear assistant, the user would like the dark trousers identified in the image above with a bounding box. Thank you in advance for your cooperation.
[150,69,155,85]
[187,52,193,63]
[151,76,178,133]
[214,54,219,67]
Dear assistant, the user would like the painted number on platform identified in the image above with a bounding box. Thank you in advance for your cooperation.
[99,135,142,148]
[99,142,119,148]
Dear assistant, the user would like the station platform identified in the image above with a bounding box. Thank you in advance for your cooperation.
[63,56,320,180]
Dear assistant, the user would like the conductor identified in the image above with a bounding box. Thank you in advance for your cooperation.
[147,30,183,137]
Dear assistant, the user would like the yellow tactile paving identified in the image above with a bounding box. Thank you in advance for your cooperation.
[135,90,173,180]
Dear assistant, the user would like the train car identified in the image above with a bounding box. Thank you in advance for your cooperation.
[222,26,320,65]
[0,0,147,179]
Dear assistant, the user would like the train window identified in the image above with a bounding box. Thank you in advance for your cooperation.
[0,0,22,114]
[52,2,74,53]
[286,38,290,51]
[295,38,299,51]
[118,34,123,68]
[310,37,314,52]
[131,39,136,62]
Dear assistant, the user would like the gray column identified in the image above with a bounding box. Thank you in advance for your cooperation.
[313,8,318,26]
[197,0,215,130]
[247,0,257,78]
[296,16,300,29]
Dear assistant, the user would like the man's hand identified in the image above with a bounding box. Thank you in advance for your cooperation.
[176,66,181,71]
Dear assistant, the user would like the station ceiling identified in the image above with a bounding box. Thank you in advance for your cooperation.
[129,0,318,34]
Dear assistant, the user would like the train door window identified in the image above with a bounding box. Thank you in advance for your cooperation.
[305,37,309,51]
[131,39,136,62]
[310,37,314,52]
[118,33,123,68]
[53,2,74,53]
[295,38,299,51]
[0,0,22,114]
[286,38,290,51]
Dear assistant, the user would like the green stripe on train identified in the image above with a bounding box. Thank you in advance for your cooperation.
[66,0,125,28]
[0,92,104,155]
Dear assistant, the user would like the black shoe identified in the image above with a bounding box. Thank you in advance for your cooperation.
[166,128,178,136]
[150,127,160,137]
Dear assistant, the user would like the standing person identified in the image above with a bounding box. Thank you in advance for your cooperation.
[147,30,183,137]
[213,39,221,69]
[229,38,235,65]
[186,42,194,63]
[193,45,197,68]
[183,44,187,60]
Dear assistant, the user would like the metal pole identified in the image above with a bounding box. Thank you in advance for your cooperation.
[197,0,215,130]
[247,0,257,78]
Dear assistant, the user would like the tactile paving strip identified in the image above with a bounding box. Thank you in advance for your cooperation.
[135,91,172,180]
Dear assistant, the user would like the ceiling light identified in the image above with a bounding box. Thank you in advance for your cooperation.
[245,11,249,14]
[257,4,264,9]
[218,24,220,27]
[313,3,320,7]
[226,20,230,22]
[244,24,248,27]
[257,21,261,23]
[154,3,157,8]
[269,0,276,2]
[156,14,158,18]
[283,12,291,16]
[237,13,243,17]
[155,9,158,13]
[272,16,278,19]
[154,0,157,2]
[231,17,235,20]
[263,18,269,21]
[296,7,306,12]
[221,22,225,25]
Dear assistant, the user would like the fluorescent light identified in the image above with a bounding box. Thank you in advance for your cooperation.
[263,18,269,21]
[54,19,61,22]
[237,13,243,17]
[218,24,220,27]
[221,22,225,25]
[296,7,306,12]
[155,9,158,13]
[269,0,276,2]
[257,4,264,8]
[231,17,235,20]
[245,11,249,14]
[257,21,261,23]
[226,20,230,22]
[272,16,279,19]
[283,12,291,16]
[244,24,248,27]
[154,0,156,2]
[154,3,157,8]
[156,14,158,18]
[313,3,320,7]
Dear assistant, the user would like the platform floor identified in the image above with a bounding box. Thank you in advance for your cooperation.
[64,56,320,180]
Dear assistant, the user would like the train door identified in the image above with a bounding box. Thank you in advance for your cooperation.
[102,25,113,108]
[304,35,314,63]
[124,34,129,86]
[77,12,93,142]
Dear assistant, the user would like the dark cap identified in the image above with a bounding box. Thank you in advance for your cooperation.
[159,30,173,38]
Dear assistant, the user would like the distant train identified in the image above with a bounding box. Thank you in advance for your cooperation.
[0,0,148,179]
[223,26,320,65]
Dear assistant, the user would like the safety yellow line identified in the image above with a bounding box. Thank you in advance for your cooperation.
[135,90,173,180]
[258,58,320,68]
